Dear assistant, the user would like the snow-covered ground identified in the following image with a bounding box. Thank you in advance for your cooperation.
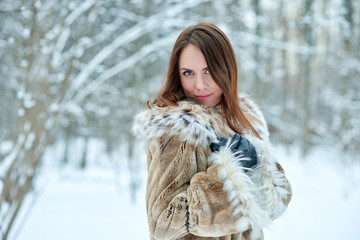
[12,145,360,240]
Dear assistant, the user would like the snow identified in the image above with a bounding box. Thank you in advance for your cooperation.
[64,0,210,103]
[51,27,70,68]
[23,93,36,109]
[14,168,149,240]
[65,0,96,26]
[0,140,13,155]
[230,31,320,55]
[24,132,36,150]
[13,145,360,240]
[72,31,178,104]
[0,135,25,178]
[263,147,360,240]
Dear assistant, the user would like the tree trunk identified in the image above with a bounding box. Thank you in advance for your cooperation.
[0,104,51,239]
[301,0,313,155]
[127,133,139,203]
[80,136,89,169]
[253,0,262,100]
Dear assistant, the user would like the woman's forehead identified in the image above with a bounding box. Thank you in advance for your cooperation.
[179,44,207,69]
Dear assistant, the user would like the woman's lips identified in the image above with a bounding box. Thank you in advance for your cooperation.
[195,93,213,100]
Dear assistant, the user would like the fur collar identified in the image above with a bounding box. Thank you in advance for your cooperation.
[132,93,268,147]
[132,99,234,147]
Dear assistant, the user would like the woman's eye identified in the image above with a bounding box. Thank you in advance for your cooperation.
[183,71,193,76]
[204,69,210,74]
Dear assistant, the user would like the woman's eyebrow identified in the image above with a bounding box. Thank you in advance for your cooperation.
[179,67,208,71]
[179,67,192,71]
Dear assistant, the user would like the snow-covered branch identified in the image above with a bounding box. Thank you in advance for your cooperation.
[63,0,210,102]
[58,15,126,67]
[117,8,145,22]
[322,88,360,112]
[64,0,97,26]
[0,135,25,178]
[230,31,322,55]
[36,0,63,21]
[48,0,97,68]
[71,31,180,104]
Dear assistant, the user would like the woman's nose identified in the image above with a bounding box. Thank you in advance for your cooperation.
[194,75,207,91]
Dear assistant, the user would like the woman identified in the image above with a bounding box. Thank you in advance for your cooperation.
[132,23,292,240]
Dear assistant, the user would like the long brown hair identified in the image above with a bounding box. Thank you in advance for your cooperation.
[149,23,260,138]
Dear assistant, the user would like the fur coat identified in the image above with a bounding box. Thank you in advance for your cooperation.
[132,93,292,240]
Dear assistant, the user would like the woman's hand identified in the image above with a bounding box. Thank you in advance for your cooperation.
[210,133,258,170]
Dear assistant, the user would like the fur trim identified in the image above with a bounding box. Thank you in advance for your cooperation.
[243,133,290,219]
[208,140,272,235]
[132,93,268,147]
[132,100,233,147]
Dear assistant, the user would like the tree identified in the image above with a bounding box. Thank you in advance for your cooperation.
[0,0,211,238]
[1,0,359,238]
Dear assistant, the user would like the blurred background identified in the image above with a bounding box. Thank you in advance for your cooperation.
[0,0,359,239]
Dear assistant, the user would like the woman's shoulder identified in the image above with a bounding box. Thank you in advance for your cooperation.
[238,92,269,140]
[238,92,263,117]
[132,99,226,147]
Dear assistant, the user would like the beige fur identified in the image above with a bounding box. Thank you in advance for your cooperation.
[133,93,292,240]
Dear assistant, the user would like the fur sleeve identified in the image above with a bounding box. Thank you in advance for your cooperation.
[145,136,194,240]
[190,141,271,239]
[239,94,292,220]
[146,136,265,239]
[190,95,292,239]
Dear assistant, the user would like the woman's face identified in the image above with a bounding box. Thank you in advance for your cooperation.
[179,44,223,108]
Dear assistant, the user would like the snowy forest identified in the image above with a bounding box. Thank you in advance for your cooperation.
[0,0,359,239]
